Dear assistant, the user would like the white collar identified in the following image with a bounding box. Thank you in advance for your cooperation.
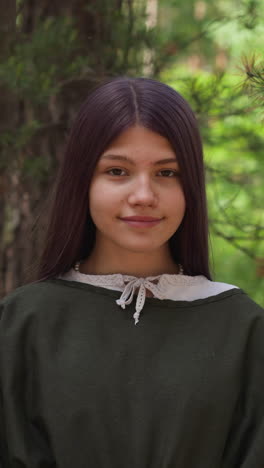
[61,270,179,324]
[59,269,238,325]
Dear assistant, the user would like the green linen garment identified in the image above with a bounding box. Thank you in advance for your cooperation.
[0,278,264,468]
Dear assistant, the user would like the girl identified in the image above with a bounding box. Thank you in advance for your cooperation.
[0,76,263,468]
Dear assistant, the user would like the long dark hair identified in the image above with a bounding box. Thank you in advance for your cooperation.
[36,76,211,280]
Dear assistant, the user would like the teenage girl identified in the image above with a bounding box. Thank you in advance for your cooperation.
[0,77,263,468]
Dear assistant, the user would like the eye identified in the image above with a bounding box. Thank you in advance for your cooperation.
[107,168,127,176]
[158,170,179,177]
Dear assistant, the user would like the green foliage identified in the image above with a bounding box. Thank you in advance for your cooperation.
[0,120,40,168]
[162,68,264,305]
[0,17,87,103]
[239,55,264,112]
[0,3,152,101]
[210,234,264,306]
[209,0,264,57]
[81,0,150,74]
[14,120,41,148]
[158,0,264,306]
[21,153,51,182]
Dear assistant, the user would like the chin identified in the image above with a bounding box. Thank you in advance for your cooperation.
[118,242,165,254]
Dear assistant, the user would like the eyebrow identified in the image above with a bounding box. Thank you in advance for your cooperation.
[100,154,178,165]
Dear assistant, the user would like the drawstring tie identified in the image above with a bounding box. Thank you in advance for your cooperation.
[116,277,165,325]
[73,261,184,325]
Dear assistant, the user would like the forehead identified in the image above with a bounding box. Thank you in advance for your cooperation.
[100,125,177,163]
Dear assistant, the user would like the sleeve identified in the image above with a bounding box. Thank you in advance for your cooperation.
[222,313,264,467]
[0,295,56,467]
[0,397,7,468]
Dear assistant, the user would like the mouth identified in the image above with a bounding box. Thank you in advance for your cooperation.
[119,216,163,228]
[121,216,162,221]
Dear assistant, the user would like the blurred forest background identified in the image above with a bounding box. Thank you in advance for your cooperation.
[0,0,263,305]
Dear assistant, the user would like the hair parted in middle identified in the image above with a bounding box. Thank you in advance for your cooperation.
[37,76,211,281]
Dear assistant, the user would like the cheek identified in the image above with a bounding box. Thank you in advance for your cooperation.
[89,187,104,221]
[167,188,186,217]
[89,180,120,220]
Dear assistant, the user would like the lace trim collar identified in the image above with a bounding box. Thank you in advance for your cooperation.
[60,269,208,325]
[59,268,238,325]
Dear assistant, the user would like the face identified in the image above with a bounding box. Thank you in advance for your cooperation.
[89,125,186,256]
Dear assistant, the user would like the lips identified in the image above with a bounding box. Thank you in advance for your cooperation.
[119,216,163,228]
[120,216,162,221]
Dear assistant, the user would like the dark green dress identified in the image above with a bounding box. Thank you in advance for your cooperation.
[0,278,264,467]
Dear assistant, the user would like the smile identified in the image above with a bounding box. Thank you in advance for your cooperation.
[119,217,163,228]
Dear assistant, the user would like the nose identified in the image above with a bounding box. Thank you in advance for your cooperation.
[127,175,158,207]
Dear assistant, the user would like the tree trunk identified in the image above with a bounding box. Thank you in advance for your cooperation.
[143,0,158,76]
[0,0,147,297]
[0,0,16,296]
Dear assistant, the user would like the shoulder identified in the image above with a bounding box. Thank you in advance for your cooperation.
[202,280,264,331]
[209,278,263,313]
[173,275,263,317]
[0,279,70,325]
[204,277,263,316]
[1,279,64,307]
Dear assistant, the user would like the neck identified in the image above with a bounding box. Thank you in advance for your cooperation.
[79,243,180,277]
